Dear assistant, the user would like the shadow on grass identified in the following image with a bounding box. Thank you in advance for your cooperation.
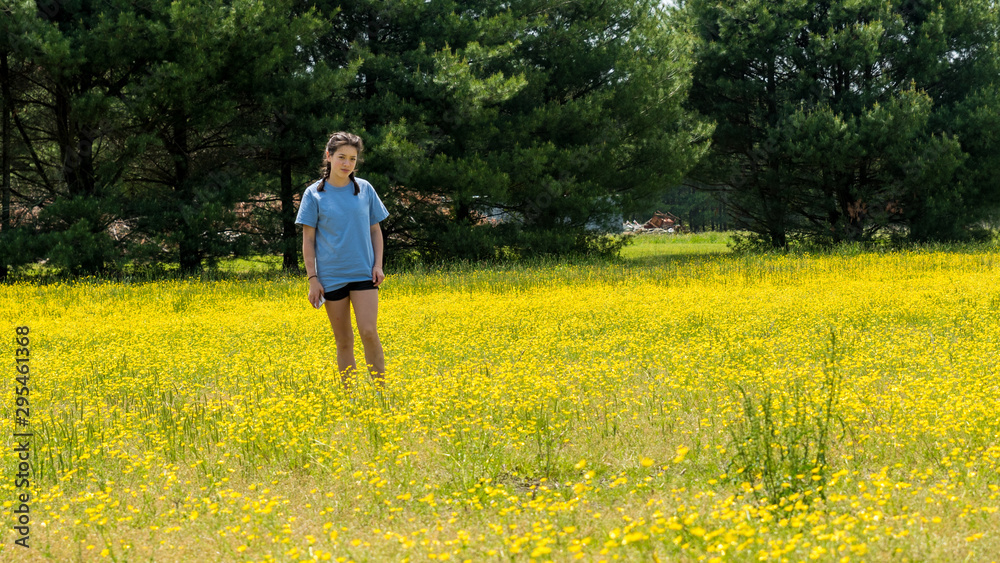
[622,246,732,269]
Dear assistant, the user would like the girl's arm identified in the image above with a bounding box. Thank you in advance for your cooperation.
[302,225,324,307]
[370,223,385,286]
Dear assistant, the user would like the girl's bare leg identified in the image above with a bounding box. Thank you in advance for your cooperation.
[349,289,385,385]
[324,296,357,386]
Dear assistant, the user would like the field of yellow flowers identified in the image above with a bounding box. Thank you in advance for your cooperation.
[2,238,999,562]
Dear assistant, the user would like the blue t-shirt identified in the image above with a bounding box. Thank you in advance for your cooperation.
[295,178,390,291]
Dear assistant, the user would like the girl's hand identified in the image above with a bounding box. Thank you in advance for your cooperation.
[308,278,325,308]
[372,266,385,287]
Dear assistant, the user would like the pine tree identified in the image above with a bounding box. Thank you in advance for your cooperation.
[683,0,1000,247]
[311,0,709,260]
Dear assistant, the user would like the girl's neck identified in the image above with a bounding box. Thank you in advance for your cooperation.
[326,173,352,188]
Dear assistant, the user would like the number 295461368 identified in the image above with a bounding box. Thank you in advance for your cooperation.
[15,327,30,412]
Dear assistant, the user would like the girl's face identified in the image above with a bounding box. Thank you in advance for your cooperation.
[326,145,359,184]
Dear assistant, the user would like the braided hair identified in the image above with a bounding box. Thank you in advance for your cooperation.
[317,131,363,195]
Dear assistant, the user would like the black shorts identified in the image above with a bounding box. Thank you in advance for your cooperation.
[324,279,378,302]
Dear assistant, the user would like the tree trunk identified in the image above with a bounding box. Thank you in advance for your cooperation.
[770,228,787,249]
[171,114,201,273]
[1,52,10,281]
[56,81,98,197]
[280,160,298,270]
[456,201,471,223]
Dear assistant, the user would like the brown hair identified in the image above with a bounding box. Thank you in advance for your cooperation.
[318,131,363,195]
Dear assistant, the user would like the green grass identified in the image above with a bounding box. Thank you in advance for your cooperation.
[619,232,733,263]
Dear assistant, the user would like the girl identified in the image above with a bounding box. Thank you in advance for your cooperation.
[296,132,390,386]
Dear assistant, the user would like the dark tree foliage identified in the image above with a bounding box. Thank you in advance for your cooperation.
[2,0,139,274]
[0,0,333,275]
[682,0,1000,247]
[1,0,707,275]
[117,1,329,272]
[4,0,996,277]
[308,0,710,262]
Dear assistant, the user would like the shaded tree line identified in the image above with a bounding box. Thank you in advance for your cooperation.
[2,0,999,280]
[681,0,1000,247]
[1,0,709,278]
